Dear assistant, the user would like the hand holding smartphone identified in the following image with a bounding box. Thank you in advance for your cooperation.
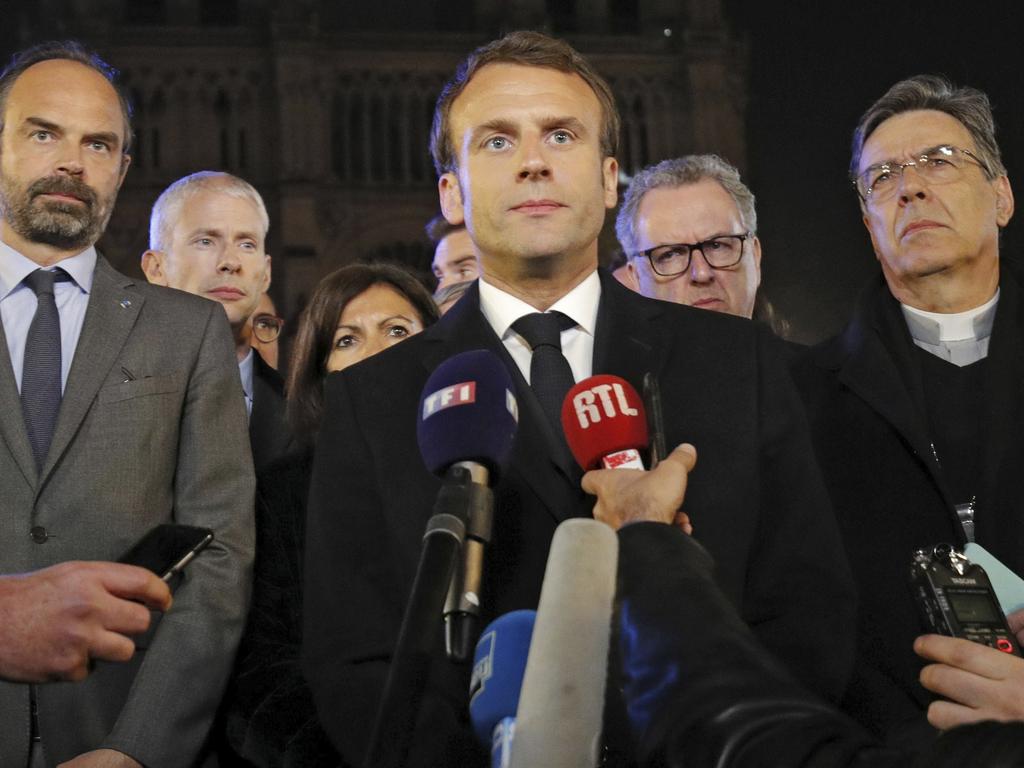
[118,524,214,582]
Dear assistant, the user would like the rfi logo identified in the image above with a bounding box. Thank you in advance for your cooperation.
[422,381,476,419]
[571,382,637,429]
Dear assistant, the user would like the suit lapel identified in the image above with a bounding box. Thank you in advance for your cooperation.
[420,283,582,523]
[41,258,144,485]
[593,271,669,394]
[0,316,36,488]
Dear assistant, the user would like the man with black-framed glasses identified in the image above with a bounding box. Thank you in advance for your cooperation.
[792,74,1024,749]
[616,154,761,319]
[617,154,791,335]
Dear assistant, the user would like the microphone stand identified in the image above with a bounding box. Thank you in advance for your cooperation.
[363,464,473,768]
[444,462,493,661]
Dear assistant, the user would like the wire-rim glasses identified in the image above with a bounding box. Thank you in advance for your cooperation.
[853,145,990,203]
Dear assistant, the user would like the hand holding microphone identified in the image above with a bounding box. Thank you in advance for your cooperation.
[561,374,697,532]
[582,443,697,532]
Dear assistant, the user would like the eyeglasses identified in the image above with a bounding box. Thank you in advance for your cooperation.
[252,313,284,343]
[637,233,753,277]
[853,145,990,203]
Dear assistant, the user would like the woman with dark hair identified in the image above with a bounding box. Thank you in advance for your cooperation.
[287,263,440,443]
[223,262,438,768]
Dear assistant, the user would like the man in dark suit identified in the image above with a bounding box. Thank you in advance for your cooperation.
[303,31,854,767]
[792,75,1024,747]
[142,171,293,472]
[0,43,254,767]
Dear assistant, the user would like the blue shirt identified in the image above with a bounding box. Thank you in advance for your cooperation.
[238,347,254,419]
[0,240,96,394]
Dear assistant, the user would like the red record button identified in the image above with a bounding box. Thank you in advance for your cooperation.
[996,637,1014,653]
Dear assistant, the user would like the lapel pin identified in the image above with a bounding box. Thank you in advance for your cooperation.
[119,298,132,309]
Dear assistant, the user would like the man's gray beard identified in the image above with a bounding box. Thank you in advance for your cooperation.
[0,177,113,252]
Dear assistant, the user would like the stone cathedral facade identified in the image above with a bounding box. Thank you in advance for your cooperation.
[6,0,747,319]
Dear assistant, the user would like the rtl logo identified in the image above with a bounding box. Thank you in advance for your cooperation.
[422,381,477,419]
[570,382,638,429]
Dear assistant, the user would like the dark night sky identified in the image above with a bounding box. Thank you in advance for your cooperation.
[728,0,1024,341]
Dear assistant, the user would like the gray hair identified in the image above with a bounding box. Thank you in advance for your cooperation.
[0,40,133,155]
[148,171,269,251]
[615,154,757,257]
[850,74,1005,180]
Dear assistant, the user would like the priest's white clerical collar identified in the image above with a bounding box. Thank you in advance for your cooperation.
[901,289,999,345]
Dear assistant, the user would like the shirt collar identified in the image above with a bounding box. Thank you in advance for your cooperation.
[901,288,999,345]
[0,239,96,300]
[238,347,255,401]
[478,269,601,339]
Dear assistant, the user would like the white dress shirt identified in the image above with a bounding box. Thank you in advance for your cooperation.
[0,240,95,393]
[477,270,601,384]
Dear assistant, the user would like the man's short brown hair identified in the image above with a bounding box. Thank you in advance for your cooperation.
[429,30,620,176]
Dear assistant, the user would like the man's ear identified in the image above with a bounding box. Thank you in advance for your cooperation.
[751,236,763,284]
[602,157,618,209]
[263,254,272,292]
[117,153,132,188]
[995,175,1015,227]
[439,173,465,225]
[141,250,168,286]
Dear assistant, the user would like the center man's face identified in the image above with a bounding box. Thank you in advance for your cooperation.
[0,59,130,254]
[143,188,271,329]
[438,64,618,274]
[628,180,761,319]
[858,109,1013,292]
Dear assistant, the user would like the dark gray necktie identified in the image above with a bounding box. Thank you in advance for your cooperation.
[21,268,70,472]
[512,311,576,431]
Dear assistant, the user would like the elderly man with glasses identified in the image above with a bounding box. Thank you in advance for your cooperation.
[792,75,1024,748]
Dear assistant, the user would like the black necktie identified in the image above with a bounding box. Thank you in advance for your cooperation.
[21,268,70,472]
[512,311,576,431]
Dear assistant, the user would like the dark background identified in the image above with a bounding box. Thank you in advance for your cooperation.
[727,0,1024,341]
[2,0,1023,343]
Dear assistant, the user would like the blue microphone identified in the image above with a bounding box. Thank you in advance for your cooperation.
[417,348,519,481]
[470,610,536,768]
[417,349,520,661]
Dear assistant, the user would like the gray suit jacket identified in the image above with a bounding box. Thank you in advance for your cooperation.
[0,257,255,767]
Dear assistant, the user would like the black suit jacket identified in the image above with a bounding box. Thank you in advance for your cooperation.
[790,261,1024,746]
[303,272,855,766]
[250,351,294,474]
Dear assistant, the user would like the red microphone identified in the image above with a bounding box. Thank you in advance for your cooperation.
[561,375,648,470]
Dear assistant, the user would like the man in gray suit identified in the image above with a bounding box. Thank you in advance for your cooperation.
[0,41,254,768]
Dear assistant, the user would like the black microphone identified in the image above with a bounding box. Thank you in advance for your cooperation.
[364,349,518,768]
[417,349,520,661]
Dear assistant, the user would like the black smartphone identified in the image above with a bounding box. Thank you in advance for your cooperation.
[117,524,215,582]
